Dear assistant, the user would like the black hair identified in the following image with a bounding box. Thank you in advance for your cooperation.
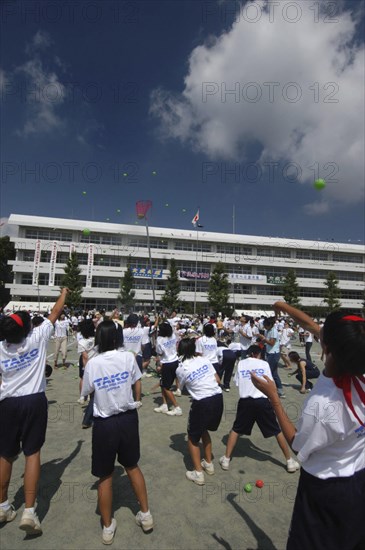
[247,344,262,357]
[322,311,365,376]
[95,321,119,353]
[203,323,215,337]
[178,337,196,360]
[288,351,300,363]
[31,315,45,328]
[263,317,275,329]
[0,312,32,344]
[79,319,96,339]
[158,322,173,338]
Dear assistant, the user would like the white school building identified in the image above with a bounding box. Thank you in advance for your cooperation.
[5,214,365,313]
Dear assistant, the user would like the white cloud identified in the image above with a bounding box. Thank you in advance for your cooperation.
[150,0,365,209]
[15,33,65,137]
[304,201,330,216]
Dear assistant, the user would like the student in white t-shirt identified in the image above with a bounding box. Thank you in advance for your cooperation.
[195,323,219,374]
[153,322,182,416]
[81,321,153,544]
[0,288,69,534]
[219,345,299,473]
[122,314,149,376]
[176,338,223,486]
[252,302,365,550]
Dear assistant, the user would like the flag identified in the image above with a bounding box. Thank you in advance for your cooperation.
[192,209,199,226]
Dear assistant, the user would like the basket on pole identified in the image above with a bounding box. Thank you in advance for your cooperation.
[136,200,152,219]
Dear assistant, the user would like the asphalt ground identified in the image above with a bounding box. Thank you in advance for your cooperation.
[0,338,324,550]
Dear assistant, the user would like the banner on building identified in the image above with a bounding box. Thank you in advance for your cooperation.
[267,276,286,284]
[86,244,94,288]
[228,274,266,282]
[49,241,58,286]
[179,270,210,280]
[32,240,41,285]
[131,267,163,278]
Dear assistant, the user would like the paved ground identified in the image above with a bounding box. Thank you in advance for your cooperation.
[1,338,324,550]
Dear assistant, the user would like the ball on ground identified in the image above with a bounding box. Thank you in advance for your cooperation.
[244,483,252,493]
[255,480,264,488]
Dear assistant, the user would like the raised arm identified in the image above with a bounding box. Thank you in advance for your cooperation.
[273,301,320,339]
[48,288,69,325]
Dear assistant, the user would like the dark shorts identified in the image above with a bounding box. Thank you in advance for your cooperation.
[78,354,84,378]
[287,468,365,550]
[160,360,179,389]
[188,393,224,444]
[232,397,281,438]
[0,393,48,457]
[91,409,140,478]
[142,342,152,360]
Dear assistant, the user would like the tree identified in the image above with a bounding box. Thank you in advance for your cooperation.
[119,257,135,313]
[161,258,180,311]
[208,262,229,315]
[282,269,301,308]
[61,251,83,310]
[323,271,341,313]
[0,237,15,307]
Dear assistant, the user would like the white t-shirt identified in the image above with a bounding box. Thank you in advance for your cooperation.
[235,357,274,399]
[237,322,253,350]
[292,374,365,479]
[156,335,178,363]
[280,327,294,347]
[77,337,97,362]
[176,356,222,401]
[196,336,219,363]
[54,319,70,338]
[81,349,141,418]
[304,331,313,343]
[123,327,149,355]
[0,319,54,399]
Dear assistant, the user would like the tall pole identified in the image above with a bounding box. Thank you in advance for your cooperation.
[232,204,236,234]
[193,226,199,315]
[145,217,157,313]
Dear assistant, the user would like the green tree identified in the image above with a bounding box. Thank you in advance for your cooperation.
[119,258,135,313]
[161,258,180,311]
[208,262,229,315]
[323,271,341,313]
[282,269,301,308]
[0,236,15,307]
[61,251,83,309]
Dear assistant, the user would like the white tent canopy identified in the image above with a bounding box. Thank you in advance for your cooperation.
[233,309,275,318]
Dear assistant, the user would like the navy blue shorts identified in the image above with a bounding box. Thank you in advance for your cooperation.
[160,360,179,389]
[142,342,152,360]
[91,409,140,478]
[78,354,84,378]
[0,393,48,457]
[232,397,281,438]
[188,393,224,444]
[287,468,365,550]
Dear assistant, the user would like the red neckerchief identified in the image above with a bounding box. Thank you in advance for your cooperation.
[333,375,365,427]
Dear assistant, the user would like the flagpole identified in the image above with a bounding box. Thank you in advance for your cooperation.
[145,217,157,313]
[194,226,198,315]
[232,204,235,234]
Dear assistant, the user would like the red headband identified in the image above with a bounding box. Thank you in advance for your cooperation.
[10,314,24,327]
[334,375,365,427]
[341,315,365,322]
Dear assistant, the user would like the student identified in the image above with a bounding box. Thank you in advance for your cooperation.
[0,288,69,534]
[195,323,220,375]
[287,351,320,393]
[122,314,149,377]
[257,317,285,398]
[81,321,153,545]
[76,319,96,405]
[251,302,365,550]
[154,321,182,416]
[216,341,237,392]
[219,345,299,473]
[176,338,223,486]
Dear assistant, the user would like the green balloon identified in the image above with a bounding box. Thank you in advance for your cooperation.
[82,228,90,236]
[116,209,121,213]
[82,191,87,195]
[314,178,326,190]
[152,171,157,176]
[165,203,169,207]
[123,172,128,177]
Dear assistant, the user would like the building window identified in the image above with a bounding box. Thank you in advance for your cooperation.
[24,229,73,242]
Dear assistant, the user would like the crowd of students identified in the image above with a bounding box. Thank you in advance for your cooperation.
[0,293,364,549]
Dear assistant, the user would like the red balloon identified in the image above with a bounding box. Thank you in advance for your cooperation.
[255,480,264,488]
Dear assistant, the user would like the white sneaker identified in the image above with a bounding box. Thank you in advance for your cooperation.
[201,459,215,475]
[219,455,230,471]
[0,504,16,523]
[166,406,182,416]
[154,404,168,414]
[19,509,42,535]
[102,518,117,545]
[77,397,86,405]
[287,458,300,473]
[185,470,205,485]
[173,389,182,397]
[135,511,154,532]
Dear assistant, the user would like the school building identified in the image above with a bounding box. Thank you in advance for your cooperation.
[5,213,365,313]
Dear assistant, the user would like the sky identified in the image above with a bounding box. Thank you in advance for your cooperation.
[1,0,364,244]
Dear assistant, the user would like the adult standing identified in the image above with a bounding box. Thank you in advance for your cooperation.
[236,316,253,359]
[53,313,71,369]
[304,330,313,362]
[0,288,69,534]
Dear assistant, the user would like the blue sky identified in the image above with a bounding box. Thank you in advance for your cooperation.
[1,0,364,244]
